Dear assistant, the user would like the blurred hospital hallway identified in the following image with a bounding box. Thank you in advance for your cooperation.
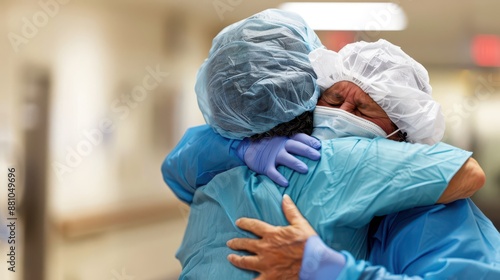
[1,0,500,279]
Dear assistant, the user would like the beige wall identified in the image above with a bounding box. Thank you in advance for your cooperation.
[1,1,500,279]
[1,1,207,279]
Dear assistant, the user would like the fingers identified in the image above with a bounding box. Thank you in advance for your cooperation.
[235,218,275,237]
[267,167,289,187]
[227,254,261,271]
[227,238,261,253]
[282,194,306,225]
[285,139,321,161]
[276,152,308,174]
[290,133,321,150]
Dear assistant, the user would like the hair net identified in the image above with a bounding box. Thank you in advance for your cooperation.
[309,39,445,145]
[195,9,324,139]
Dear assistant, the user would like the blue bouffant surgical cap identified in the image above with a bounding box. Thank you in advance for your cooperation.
[195,9,324,139]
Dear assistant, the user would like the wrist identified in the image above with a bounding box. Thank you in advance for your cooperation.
[300,235,346,280]
[235,138,250,161]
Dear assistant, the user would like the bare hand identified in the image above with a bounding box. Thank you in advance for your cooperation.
[227,194,318,280]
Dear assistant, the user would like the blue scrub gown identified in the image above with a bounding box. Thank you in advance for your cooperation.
[300,198,500,280]
[163,126,471,279]
[364,198,500,279]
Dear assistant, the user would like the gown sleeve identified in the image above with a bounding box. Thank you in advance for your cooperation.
[299,235,422,280]
[300,198,500,280]
[161,125,244,204]
[312,137,473,227]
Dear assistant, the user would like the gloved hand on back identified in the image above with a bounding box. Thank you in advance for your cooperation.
[236,133,321,187]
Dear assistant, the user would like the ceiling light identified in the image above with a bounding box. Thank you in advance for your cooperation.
[279,2,407,31]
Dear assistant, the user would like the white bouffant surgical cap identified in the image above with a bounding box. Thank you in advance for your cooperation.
[309,39,445,145]
[195,9,324,139]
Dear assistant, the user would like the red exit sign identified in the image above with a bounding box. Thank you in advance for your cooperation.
[472,35,500,67]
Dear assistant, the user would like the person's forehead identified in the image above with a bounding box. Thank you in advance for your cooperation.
[324,82,372,101]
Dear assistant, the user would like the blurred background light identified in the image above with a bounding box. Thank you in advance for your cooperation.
[2,1,500,279]
[279,2,407,30]
[472,34,500,67]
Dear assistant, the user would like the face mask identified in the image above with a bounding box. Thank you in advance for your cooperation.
[312,106,387,140]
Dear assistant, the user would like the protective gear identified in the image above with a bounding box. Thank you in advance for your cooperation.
[236,133,322,187]
[313,106,387,140]
[162,126,322,203]
[385,128,402,139]
[195,9,324,139]
[309,40,445,145]
[161,125,244,204]
[175,137,472,279]
[367,198,500,279]
[300,235,346,280]
[302,199,500,280]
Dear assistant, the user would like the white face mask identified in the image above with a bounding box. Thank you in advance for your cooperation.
[312,106,387,140]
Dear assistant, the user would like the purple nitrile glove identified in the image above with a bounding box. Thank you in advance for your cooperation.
[236,133,322,187]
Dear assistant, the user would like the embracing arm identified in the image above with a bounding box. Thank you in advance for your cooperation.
[161,125,244,204]
[301,238,424,280]
[227,195,424,280]
[325,138,484,223]
[437,157,485,204]
[228,196,499,280]
[161,125,321,203]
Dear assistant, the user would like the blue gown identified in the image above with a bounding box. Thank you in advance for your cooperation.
[366,198,500,279]
[300,198,500,279]
[163,126,472,279]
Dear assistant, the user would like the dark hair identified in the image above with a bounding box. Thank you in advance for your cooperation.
[250,111,314,141]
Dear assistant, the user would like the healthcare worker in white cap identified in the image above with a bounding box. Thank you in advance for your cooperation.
[165,39,498,280]
[225,43,500,280]
[161,9,490,279]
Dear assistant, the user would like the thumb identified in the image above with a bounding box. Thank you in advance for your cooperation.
[282,194,306,225]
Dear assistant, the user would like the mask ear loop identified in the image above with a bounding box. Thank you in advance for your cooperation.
[386,128,401,139]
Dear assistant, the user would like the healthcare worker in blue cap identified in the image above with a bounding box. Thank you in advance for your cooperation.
[162,9,497,279]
